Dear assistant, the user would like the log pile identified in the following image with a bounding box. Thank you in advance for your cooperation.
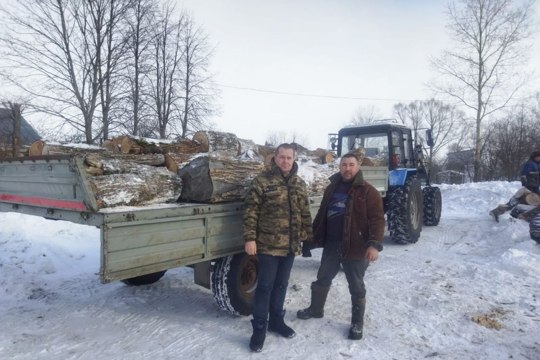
[29,132,337,209]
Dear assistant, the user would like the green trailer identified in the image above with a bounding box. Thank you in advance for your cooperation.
[0,155,388,315]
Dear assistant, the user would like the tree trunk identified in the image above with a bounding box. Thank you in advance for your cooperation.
[192,130,240,157]
[178,155,264,203]
[88,165,181,209]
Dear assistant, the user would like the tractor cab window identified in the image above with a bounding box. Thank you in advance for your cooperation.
[340,133,389,165]
[390,130,413,168]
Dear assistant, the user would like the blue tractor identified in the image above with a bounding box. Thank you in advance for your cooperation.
[331,121,442,244]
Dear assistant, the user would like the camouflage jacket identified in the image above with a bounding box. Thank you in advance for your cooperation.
[243,160,313,256]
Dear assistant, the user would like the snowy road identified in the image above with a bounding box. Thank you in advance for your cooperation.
[1,182,539,359]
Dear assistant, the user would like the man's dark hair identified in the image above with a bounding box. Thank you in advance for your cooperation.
[341,152,360,162]
[275,143,297,156]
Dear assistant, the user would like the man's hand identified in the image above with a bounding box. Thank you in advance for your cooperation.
[365,246,379,262]
[245,241,257,255]
[302,242,312,257]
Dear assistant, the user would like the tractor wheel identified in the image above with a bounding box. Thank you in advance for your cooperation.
[121,270,167,286]
[212,253,258,316]
[423,186,442,226]
[387,178,423,244]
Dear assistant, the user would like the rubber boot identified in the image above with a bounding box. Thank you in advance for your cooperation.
[268,310,296,338]
[297,283,330,320]
[249,319,267,352]
[489,204,509,223]
[348,298,366,340]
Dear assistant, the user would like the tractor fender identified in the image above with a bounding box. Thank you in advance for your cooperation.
[389,169,417,187]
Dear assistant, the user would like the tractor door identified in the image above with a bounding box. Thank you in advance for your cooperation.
[390,128,414,170]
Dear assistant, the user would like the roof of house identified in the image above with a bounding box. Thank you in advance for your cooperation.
[0,108,41,145]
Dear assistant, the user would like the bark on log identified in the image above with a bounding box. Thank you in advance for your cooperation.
[178,155,264,203]
[237,138,259,157]
[28,140,105,156]
[192,131,240,157]
[160,139,203,154]
[88,165,181,209]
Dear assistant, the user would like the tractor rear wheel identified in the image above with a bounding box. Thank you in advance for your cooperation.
[387,178,423,244]
[423,186,442,226]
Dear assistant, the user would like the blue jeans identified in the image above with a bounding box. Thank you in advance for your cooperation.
[252,253,295,322]
[314,240,369,300]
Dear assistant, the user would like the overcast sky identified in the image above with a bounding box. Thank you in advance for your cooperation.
[180,0,540,149]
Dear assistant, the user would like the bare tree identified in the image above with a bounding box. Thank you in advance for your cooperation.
[1,101,24,157]
[393,99,464,176]
[0,0,134,143]
[175,13,218,138]
[147,3,184,139]
[431,0,535,181]
[265,130,308,148]
[0,1,101,143]
[348,105,381,126]
[484,101,540,180]
[90,0,133,141]
[123,0,157,136]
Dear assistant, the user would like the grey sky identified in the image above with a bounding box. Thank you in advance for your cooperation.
[180,0,540,148]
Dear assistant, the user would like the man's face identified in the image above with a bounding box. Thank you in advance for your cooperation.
[534,156,540,162]
[275,148,295,176]
[340,156,361,182]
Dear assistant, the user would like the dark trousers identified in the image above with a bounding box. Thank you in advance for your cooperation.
[252,253,295,322]
[314,240,369,300]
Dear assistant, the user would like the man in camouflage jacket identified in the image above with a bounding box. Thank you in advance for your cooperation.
[243,143,313,352]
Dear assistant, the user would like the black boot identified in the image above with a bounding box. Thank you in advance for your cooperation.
[297,283,330,320]
[249,319,267,352]
[348,298,366,340]
[268,310,296,338]
[489,204,509,222]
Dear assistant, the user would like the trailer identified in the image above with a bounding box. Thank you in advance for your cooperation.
[0,154,388,315]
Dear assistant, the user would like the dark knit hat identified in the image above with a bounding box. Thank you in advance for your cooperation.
[530,151,540,160]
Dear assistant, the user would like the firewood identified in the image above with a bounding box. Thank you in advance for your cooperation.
[28,140,46,156]
[178,155,264,203]
[192,130,240,157]
[160,139,203,154]
[88,165,181,208]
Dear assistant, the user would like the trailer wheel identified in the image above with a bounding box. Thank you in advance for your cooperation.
[423,186,442,226]
[121,270,167,286]
[387,178,423,244]
[212,253,258,316]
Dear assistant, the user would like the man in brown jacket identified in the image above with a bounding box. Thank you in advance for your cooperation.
[297,152,385,340]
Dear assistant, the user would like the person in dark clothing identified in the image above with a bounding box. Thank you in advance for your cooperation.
[520,150,540,193]
[297,153,385,340]
[490,151,540,222]
[243,143,313,352]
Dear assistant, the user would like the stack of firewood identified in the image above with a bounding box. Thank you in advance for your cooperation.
[28,131,337,209]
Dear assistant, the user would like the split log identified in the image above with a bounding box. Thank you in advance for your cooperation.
[28,140,46,156]
[160,139,203,154]
[118,136,163,154]
[164,152,203,173]
[28,140,105,156]
[82,153,167,175]
[178,155,264,203]
[192,130,240,157]
[88,165,182,209]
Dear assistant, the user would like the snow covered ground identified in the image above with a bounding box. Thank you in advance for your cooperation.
[1,181,539,360]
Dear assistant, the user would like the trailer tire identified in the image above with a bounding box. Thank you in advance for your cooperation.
[423,186,442,226]
[387,178,423,244]
[121,270,167,286]
[212,253,258,316]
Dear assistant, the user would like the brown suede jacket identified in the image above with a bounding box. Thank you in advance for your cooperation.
[312,170,385,259]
